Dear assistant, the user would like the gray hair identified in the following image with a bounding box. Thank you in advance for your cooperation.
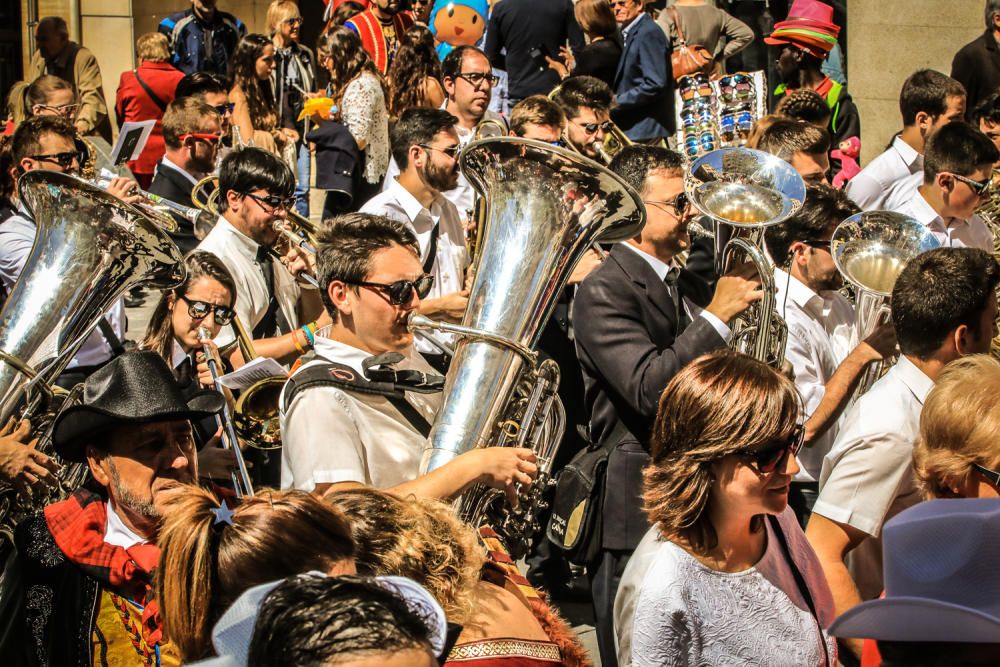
[987,0,1000,30]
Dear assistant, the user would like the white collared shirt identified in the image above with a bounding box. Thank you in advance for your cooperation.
[621,243,731,341]
[196,215,303,348]
[774,268,857,482]
[360,178,470,352]
[892,187,994,251]
[813,355,933,600]
[104,500,149,548]
[279,336,442,491]
[157,155,199,187]
[0,203,125,369]
[846,135,923,211]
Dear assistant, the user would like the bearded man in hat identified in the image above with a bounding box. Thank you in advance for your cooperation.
[0,350,225,666]
[766,0,860,175]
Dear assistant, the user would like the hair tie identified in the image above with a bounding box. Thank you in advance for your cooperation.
[211,499,235,527]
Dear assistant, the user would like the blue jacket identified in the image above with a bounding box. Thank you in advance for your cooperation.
[612,13,675,141]
[158,8,246,75]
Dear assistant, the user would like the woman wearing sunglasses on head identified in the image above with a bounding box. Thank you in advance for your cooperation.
[615,350,836,667]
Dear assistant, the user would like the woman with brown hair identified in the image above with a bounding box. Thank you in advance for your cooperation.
[388,24,445,117]
[546,0,622,89]
[229,33,298,155]
[328,488,590,666]
[618,350,836,666]
[156,485,355,663]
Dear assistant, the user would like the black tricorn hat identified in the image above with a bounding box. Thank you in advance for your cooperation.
[53,350,226,462]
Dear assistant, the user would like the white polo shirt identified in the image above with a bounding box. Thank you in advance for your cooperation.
[846,136,923,211]
[893,187,994,251]
[774,268,857,482]
[196,216,303,348]
[813,355,932,600]
[279,336,441,491]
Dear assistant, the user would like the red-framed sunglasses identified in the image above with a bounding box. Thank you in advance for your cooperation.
[180,132,225,145]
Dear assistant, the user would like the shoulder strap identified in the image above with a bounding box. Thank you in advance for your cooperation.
[282,361,432,437]
[422,222,439,275]
[132,69,168,112]
[668,7,687,45]
[96,317,126,356]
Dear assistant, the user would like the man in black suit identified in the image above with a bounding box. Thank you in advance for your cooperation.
[610,0,674,142]
[573,145,761,666]
[148,96,222,254]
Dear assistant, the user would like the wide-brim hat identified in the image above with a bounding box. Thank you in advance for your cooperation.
[829,498,1000,643]
[764,0,840,57]
[53,350,226,462]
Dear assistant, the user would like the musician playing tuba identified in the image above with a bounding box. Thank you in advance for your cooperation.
[278,213,537,500]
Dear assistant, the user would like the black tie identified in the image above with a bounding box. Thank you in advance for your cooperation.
[253,246,292,338]
[664,267,687,332]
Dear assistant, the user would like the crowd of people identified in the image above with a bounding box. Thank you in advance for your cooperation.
[1,0,1000,666]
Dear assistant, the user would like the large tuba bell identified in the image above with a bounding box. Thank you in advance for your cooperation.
[0,170,185,540]
[409,137,644,556]
[685,147,806,366]
[831,211,940,395]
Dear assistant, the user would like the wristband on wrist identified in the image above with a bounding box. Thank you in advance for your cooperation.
[292,329,306,354]
[301,324,315,347]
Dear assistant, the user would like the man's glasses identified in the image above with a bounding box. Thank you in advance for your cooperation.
[420,143,462,159]
[573,119,613,135]
[213,103,235,116]
[739,426,804,474]
[973,462,1000,489]
[35,103,78,116]
[457,72,499,88]
[644,192,691,218]
[798,238,831,252]
[244,191,295,213]
[178,295,235,325]
[945,172,992,197]
[284,16,303,25]
[346,275,435,306]
[180,132,225,145]
[28,151,81,168]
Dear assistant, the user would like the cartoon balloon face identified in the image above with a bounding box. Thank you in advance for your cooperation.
[431,0,488,47]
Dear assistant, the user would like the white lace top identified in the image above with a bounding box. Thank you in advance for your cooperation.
[630,509,837,667]
[342,71,389,185]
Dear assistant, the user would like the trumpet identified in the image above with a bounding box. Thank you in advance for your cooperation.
[198,327,255,497]
[95,175,216,236]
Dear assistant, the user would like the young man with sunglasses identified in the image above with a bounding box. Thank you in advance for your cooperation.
[550,75,614,161]
[763,185,898,527]
[360,108,470,370]
[805,247,1000,661]
[197,147,327,365]
[280,212,538,503]
[891,121,998,252]
[573,145,762,667]
[149,97,223,253]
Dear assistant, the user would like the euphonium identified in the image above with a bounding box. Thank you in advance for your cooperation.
[0,169,185,544]
[231,314,284,451]
[831,211,940,395]
[684,147,806,366]
[409,137,644,556]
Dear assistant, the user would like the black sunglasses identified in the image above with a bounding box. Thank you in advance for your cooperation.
[29,151,81,168]
[644,192,690,217]
[213,102,235,116]
[739,426,805,474]
[244,191,295,213]
[798,238,831,252]
[457,72,499,87]
[179,295,235,325]
[945,171,992,197]
[346,275,435,306]
[973,462,1000,489]
[419,143,461,159]
[575,119,613,135]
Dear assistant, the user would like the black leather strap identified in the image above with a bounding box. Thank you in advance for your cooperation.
[422,221,439,275]
[133,69,168,112]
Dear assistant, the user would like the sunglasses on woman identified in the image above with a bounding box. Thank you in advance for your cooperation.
[973,462,1000,490]
[179,295,235,325]
[739,426,804,474]
[346,275,435,306]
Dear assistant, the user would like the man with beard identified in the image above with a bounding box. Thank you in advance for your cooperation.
[550,75,614,161]
[361,107,470,370]
[763,185,898,526]
[345,0,415,75]
[159,0,246,75]
[0,351,225,666]
[148,97,223,254]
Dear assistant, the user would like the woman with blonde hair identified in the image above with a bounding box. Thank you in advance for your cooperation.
[914,354,1000,499]
[156,485,355,662]
[618,350,835,666]
[329,488,590,666]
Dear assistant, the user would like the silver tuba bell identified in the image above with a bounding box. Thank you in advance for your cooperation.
[831,211,940,395]
[409,137,645,556]
[685,147,806,366]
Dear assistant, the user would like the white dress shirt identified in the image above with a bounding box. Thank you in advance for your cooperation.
[774,268,857,482]
[279,336,441,491]
[105,500,149,547]
[0,203,125,369]
[196,216,303,348]
[846,135,923,211]
[157,155,199,186]
[360,178,470,352]
[813,355,933,600]
[892,187,994,251]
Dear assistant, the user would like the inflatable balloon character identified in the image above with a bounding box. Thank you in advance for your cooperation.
[429,0,489,60]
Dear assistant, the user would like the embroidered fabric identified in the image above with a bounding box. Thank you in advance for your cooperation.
[342,71,389,185]
[447,637,562,662]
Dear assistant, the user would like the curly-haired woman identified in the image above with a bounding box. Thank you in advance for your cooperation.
[229,33,298,155]
[388,25,444,117]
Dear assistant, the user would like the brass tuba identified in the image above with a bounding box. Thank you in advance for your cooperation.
[0,170,185,541]
[408,137,645,556]
[684,147,806,366]
[831,211,940,395]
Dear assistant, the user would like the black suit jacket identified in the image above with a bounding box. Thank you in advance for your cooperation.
[573,243,725,551]
[148,159,200,254]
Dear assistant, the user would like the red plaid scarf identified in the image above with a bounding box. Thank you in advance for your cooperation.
[44,489,164,646]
